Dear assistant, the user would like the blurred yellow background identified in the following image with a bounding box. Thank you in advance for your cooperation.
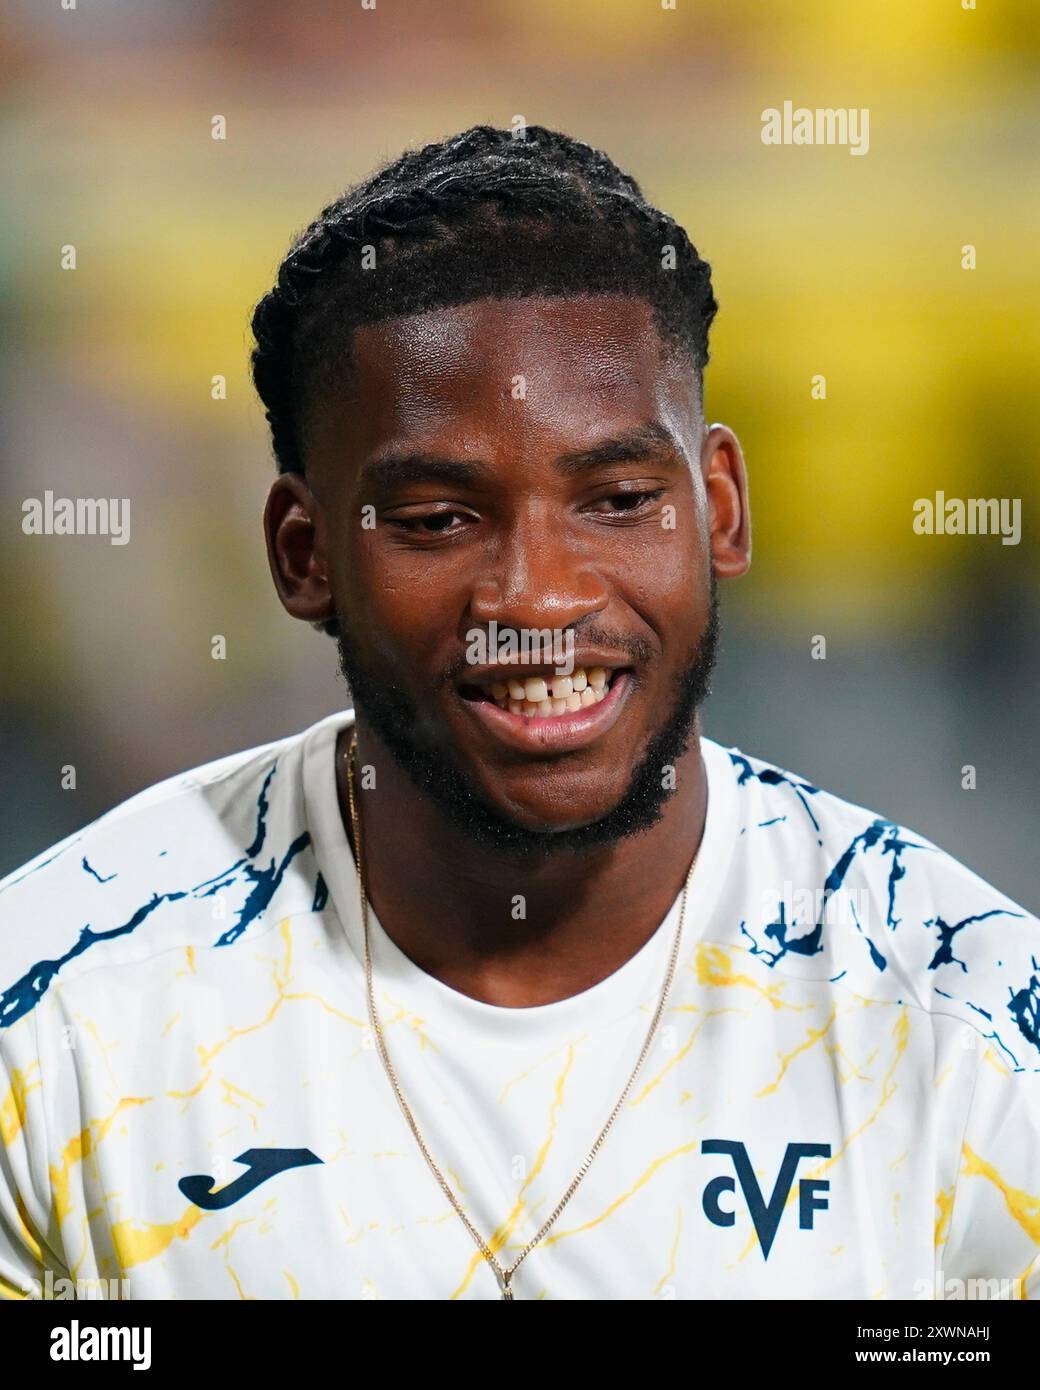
[2,0,1037,902]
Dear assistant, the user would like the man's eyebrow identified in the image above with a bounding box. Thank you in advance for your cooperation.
[359,423,683,490]
[359,453,485,490]
[553,423,684,476]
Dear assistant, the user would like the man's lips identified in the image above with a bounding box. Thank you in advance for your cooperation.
[455,669,634,755]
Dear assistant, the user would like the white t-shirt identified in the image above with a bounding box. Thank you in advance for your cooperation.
[1,709,1037,1301]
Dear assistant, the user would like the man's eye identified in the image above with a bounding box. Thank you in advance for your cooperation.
[386,510,469,534]
[589,489,666,514]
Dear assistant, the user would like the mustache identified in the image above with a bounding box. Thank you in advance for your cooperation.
[441,620,656,687]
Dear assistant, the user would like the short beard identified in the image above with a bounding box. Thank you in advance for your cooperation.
[333,575,720,860]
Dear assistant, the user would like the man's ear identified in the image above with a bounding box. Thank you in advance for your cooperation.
[263,472,336,626]
[702,424,751,579]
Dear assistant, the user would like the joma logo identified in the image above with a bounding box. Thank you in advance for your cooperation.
[701,1140,831,1259]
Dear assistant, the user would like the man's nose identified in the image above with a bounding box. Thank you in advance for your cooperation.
[466,520,608,634]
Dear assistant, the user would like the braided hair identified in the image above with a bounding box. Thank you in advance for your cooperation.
[250,125,717,476]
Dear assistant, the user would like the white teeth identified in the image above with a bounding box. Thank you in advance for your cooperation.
[481,664,619,718]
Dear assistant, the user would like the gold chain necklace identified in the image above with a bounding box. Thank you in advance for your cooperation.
[344,728,692,1301]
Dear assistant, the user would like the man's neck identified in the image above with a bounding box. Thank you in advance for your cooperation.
[334,718,708,1008]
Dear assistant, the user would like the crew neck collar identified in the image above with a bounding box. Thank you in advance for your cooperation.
[303,709,739,1050]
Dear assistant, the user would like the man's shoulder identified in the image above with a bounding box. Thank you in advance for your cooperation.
[706,738,1039,1068]
[0,715,343,1024]
[712,736,1033,920]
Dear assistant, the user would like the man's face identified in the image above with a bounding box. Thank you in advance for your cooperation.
[294,294,743,851]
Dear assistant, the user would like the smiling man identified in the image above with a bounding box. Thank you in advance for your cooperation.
[1,126,1037,1302]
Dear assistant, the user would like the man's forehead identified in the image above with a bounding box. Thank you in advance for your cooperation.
[351,295,690,419]
[305,294,700,483]
[351,293,679,389]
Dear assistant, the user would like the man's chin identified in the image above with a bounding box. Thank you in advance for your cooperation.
[344,686,698,859]
[354,716,651,856]
[457,762,646,837]
[463,801,636,843]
